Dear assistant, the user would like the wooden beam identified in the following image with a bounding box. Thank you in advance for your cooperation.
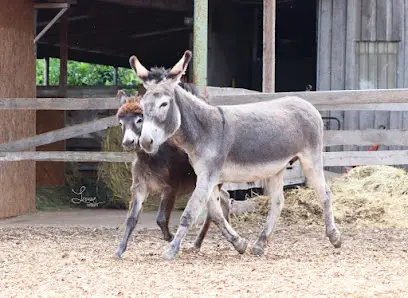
[1,150,408,167]
[0,116,117,152]
[193,0,208,94]
[34,3,70,9]
[44,57,50,86]
[262,0,276,92]
[36,85,139,98]
[0,98,119,110]
[113,67,118,85]
[324,129,408,147]
[209,88,408,106]
[323,150,408,167]
[98,0,191,12]
[0,152,134,162]
[59,12,68,97]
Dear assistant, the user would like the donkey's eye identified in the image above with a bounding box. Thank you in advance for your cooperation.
[159,102,168,108]
[136,118,142,124]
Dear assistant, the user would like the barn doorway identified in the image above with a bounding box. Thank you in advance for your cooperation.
[250,0,318,92]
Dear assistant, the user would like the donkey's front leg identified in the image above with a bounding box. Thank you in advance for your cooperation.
[113,182,148,259]
[162,175,216,260]
[206,189,248,253]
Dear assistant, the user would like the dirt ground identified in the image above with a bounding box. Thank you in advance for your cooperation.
[1,220,407,298]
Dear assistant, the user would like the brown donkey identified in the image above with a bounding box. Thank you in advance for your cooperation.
[113,89,232,258]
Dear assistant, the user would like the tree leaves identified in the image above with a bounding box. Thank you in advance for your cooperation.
[36,58,140,86]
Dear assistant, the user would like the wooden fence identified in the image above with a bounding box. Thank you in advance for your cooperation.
[1,87,408,168]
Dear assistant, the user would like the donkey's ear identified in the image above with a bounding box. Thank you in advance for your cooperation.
[168,50,192,82]
[117,90,128,107]
[129,55,149,80]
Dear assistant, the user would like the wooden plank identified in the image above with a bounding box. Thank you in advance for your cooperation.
[2,91,408,111]
[1,150,408,167]
[374,42,391,150]
[376,0,389,40]
[329,0,347,153]
[359,0,376,150]
[403,0,408,150]
[323,129,408,147]
[0,98,119,110]
[0,116,117,152]
[361,0,376,41]
[262,0,276,93]
[316,0,332,91]
[59,12,68,97]
[0,152,134,162]
[210,88,408,106]
[316,0,332,122]
[323,150,408,166]
[313,103,408,111]
[344,0,360,151]
[44,57,49,86]
[392,0,403,40]
[36,85,140,99]
[206,87,260,97]
[391,0,404,150]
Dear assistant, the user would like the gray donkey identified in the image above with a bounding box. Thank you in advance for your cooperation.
[113,88,232,259]
[129,50,342,260]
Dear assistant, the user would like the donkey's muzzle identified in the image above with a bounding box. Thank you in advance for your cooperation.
[122,139,136,151]
[140,136,154,153]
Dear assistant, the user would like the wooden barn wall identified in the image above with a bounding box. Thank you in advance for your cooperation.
[0,0,36,218]
[317,0,408,170]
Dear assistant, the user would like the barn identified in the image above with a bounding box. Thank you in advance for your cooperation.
[0,0,407,219]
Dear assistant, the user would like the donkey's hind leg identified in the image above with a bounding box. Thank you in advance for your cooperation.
[113,182,148,259]
[298,151,342,248]
[205,187,248,253]
[156,190,176,242]
[251,170,285,256]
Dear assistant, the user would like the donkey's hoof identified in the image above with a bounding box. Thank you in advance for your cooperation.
[112,251,123,259]
[162,244,180,261]
[193,241,202,251]
[163,234,174,242]
[250,245,264,256]
[328,229,342,248]
[233,238,248,254]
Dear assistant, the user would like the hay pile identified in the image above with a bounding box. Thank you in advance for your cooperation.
[233,165,408,229]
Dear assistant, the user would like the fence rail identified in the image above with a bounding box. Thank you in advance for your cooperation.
[2,88,408,110]
[1,150,407,167]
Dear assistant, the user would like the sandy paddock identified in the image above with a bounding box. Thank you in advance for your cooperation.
[1,221,407,298]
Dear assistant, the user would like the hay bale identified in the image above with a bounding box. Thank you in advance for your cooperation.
[98,126,191,211]
[233,165,408,228]
[98,126,134,209]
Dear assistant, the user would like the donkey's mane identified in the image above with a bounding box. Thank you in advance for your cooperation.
[146,67,208,102]
[174,84,213,108]
[146,67,170,83]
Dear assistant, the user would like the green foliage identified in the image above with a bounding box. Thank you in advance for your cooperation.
[36,58,139,86]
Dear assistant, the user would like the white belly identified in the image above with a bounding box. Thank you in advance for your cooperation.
[219,159,290,183]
